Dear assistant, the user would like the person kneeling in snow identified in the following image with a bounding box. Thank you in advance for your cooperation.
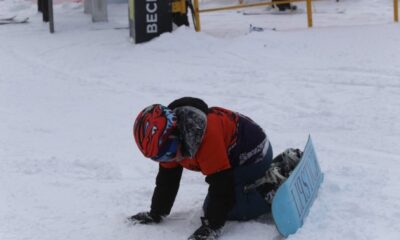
[129,97,301,240]
[272,0,297,11]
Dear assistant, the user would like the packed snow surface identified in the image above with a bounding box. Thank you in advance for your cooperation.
[1,0,400,239]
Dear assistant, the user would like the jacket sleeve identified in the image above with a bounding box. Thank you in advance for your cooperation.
[150,165,183,216]
[204,169,236,229]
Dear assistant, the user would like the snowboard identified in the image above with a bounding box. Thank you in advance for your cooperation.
[271,136,323,237]
[0,17,29,25]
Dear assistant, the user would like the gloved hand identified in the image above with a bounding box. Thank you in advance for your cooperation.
[188,218,222,240]
[128,211,163,225]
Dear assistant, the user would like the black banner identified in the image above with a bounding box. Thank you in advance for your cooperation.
[131,0,173,44]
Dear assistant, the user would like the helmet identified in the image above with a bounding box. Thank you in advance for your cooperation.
[133,104,178,161]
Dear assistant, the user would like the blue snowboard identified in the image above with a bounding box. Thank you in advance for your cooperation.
[271,136,324,237]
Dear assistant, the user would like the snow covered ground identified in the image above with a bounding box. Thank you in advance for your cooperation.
[1,0,400,239]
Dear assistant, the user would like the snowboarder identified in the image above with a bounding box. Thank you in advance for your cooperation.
[272,0,297,12]
[129,97,301,240]
[172,0,189,27]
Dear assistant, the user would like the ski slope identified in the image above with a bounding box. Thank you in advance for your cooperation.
[1,0,400,239]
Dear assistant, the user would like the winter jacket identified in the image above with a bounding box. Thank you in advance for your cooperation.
[150,97,268,229]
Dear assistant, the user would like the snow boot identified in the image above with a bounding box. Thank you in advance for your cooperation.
[255,148,303,204]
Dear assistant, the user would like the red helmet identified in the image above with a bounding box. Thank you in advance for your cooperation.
[133,104,177,159]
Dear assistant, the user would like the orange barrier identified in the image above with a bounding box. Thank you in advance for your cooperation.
[193,0,399,32]
[193,0,312,32]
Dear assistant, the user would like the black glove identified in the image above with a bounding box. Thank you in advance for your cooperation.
[188,218,222,240]
[128,212,163,225]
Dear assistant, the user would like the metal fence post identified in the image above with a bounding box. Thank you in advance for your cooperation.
[48,0,54,33]
[84,0,92,14]
[91,0,108,22]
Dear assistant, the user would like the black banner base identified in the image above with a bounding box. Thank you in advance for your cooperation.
[129,0,173,44]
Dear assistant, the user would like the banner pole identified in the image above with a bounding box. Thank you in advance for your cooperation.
[48,0,54,33]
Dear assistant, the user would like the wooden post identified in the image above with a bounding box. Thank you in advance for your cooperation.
[306,0,313,27]
[395,0,399,22]
[193,0,201,32]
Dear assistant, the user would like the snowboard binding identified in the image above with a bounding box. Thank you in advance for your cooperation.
[244,148,303,204]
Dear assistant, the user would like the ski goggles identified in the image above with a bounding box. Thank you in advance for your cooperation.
[151,137,180,162]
